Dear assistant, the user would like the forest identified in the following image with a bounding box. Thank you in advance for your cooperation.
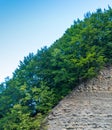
[0,7,112,129]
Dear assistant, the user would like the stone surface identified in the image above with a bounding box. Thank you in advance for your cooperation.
[47,67,112,130]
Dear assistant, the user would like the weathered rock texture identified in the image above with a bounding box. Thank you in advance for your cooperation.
[47,67,112,130]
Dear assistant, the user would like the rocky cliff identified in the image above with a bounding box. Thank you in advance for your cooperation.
[47,67,112,130]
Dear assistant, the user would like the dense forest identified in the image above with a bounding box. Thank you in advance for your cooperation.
[0,7,112,129]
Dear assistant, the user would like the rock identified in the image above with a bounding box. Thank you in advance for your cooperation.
[47,67,112,130]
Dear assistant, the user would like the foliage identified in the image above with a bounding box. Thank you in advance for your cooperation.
[0,7,112,129]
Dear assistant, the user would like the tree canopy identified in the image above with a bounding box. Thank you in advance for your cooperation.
[0,7,112,129]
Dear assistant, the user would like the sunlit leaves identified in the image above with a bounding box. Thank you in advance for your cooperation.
[0,7,112,129]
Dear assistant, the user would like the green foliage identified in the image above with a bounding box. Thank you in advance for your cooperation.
[0,7,112,129]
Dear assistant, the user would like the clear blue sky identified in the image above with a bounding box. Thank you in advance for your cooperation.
[0,0,112,83]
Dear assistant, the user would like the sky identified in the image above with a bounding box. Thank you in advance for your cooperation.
[0,0,112,83]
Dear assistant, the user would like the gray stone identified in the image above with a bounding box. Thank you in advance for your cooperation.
[47,67,112,130]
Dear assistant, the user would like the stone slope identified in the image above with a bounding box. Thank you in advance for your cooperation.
[47,67,112,130]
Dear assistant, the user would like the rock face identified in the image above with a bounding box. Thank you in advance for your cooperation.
[47,67,112,130]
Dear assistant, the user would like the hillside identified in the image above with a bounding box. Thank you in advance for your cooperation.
[47,67,112,130]
[0,7,112,129]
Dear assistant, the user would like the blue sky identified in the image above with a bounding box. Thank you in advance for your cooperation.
[0,0,112,83]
